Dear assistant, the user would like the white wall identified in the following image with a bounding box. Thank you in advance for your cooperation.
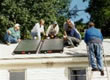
[88,68,110,80]
[0,70,9,80]
[26,67,110,80]
[26,68,68,80]
[0,67,110,80]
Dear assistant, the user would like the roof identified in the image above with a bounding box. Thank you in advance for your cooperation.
[0,39,110,67]
[0,39,110,59]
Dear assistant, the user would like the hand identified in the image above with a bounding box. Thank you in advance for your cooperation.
[63,35,67,38]
[50,35,54,38]
[63,35,67,40]
[17,39,21,42]
[43,32,46,36]
[7,30,11,34]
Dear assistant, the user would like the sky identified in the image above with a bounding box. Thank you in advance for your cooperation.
[69,0,90,23]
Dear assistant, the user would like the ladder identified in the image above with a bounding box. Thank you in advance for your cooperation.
[86,45,109,80]
[102,45,109,80]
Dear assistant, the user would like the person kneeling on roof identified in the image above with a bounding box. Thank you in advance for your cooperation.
[63,19,81,47]
[46,21,59,39]
[31,19,45,40]
[4,23,21,45]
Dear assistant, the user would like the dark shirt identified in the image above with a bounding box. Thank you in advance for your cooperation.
[66,28,81,40]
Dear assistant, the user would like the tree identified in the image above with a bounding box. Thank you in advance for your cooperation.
[87,0,110,37]
[0,0,71,41]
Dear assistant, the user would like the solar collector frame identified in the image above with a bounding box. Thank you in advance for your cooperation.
[40,39,64,53]
[13,40,40,54]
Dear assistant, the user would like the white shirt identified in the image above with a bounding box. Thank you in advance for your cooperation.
[31,23,44,33]
[46,24,59,36]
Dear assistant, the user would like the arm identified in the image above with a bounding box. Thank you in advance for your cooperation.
[84,31,88,44]
[41,26,46,36]
[74,28,81,40]
[7,30,11,34]
[7,28,13,35]
[46,25,51,36]
[31,23,38,32]
[18,31,21,39]
[63,31,68,40]
[55,25,59,35]
[64,31,67,36]
[63,23,67,36]
[101,33,103,41]
[15,30,21,42]
[99,30,103,41]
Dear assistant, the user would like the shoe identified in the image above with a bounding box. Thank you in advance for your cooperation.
[92,68,98,71]
[74,43,79,47]
[67,45,74,48]
[34,37,37,40]
[100,70,104,76]
[6,42,10,45]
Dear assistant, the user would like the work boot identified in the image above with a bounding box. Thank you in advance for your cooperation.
[67,45,74,48]
[92,68,98,71]
[6,42,10,45]
[100,70,104,76]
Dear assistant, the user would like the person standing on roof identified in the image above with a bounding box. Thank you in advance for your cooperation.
[31,19,45,40]
[84,22,104,76]
[4,23,21,45]
[63,19,81,47]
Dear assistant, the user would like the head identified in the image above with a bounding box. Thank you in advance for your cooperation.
[40,19,45,25]
[66,19,71,25]
[53,21,57,28]
[14,23,20,31]
[66,19,75,28]
[88,22,95,28]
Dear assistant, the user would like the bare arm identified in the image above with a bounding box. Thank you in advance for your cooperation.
[7,30,11,34]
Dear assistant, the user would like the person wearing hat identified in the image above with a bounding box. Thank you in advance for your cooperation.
[84,22,104,76]
[63,19,81,47]
[4,23,21,45]
[46,21,59,39]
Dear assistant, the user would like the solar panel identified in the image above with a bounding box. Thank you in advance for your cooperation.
[13,40,40,54]
[40,39,64,53]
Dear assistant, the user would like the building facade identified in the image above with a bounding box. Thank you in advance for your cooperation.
[0,39,110,80]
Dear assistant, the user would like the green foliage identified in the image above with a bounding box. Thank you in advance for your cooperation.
[76,24,86,39]
[0,0,70,41]
[87,0,110,37]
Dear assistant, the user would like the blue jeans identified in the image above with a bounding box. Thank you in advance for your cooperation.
[4,33,17,43]
[31,32,41,41]
[88,42,103,70]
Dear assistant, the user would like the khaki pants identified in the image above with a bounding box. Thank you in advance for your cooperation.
[64,36,81,47]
